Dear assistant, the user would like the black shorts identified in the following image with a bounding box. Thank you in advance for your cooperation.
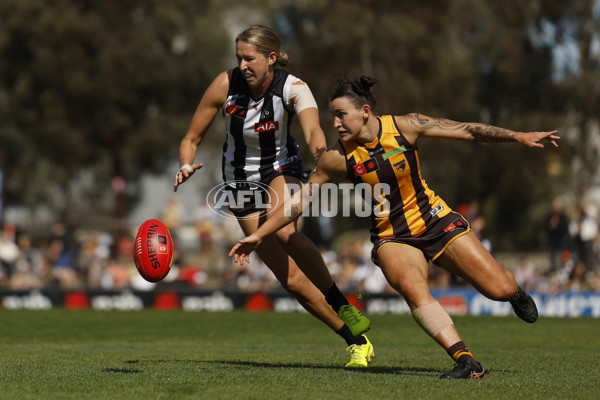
[227,160,311,218]
[371,211,471,264]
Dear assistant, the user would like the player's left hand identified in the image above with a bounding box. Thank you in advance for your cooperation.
[229,234,263,265]
[517,130,559,148]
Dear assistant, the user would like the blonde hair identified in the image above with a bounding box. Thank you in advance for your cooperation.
[236,25,289,66]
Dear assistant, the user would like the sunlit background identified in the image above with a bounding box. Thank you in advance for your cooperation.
[1,0,599,303]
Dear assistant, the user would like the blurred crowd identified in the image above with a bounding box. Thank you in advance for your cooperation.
[1,196,600,294]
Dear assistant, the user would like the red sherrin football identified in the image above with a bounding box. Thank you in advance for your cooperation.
[134,219,174,282]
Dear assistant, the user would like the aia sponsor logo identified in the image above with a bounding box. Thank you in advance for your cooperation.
[353,158,380,176]
[444,218,467,232]
[255,121,279,132]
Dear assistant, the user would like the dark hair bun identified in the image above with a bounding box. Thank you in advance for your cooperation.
[359,76,377,91]
[329,75,378,112]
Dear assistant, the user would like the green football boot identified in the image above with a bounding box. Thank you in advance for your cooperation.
[338,304,371,336]
[345,335,375,368]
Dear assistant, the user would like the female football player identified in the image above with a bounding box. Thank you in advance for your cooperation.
[230,76,559,378]
[174,27,372,367]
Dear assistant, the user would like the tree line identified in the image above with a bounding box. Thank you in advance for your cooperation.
[1,0,598,250]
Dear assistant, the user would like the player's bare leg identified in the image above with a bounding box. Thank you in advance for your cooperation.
[376,243,484,378]
[436,232,538,322]
[237,212,373,366]
[237,213,342,330]
[265,175,371,335]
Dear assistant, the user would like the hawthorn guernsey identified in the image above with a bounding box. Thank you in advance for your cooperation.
[134,219,173,282]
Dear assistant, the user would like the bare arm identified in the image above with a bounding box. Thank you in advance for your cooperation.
[289,81,327,162]
[297,107,327,162]
[174,71,229,192]
[396,113,559,148]
[229,144,346,264]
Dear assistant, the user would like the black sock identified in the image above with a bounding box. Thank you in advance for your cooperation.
[322,283,349,313]
[336,325,367,346]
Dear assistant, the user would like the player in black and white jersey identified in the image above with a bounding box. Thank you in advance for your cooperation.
[174,25,373,367]
[222,65,307,185]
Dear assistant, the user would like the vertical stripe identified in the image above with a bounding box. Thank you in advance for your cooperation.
[371,141,408,240]
[258,94,277,181]
[379,134,413,238]
[285,111,297,158]
[402,149,428,235]
[221,141,227,182]
[347,152,381,241]
[389,135,425,235]
[406,152,431,229]
[230,94,250,182]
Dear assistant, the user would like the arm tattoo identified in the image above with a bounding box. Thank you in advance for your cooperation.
[468,124,517,143]
[404,113,516,142]
[288,205,300,220]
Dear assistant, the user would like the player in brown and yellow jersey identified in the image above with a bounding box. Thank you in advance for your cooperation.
[341,112,455,250]
[230,76,560,379]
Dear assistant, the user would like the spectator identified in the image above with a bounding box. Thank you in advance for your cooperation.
[513,256,536,291]
[9,234,44,290]
[353,262,392,294]
[569,203,598,273]
[161,195,183,231]
[546,197,570,272]
[0,231,20,284]
[566,261,588,292]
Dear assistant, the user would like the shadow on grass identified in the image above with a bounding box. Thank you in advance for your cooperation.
[109,359,510,378]
[122,359,454,378]
[101,368,144,374]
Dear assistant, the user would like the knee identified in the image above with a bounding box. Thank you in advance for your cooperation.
[275,230,310,255]
[503,269,515,281]
[387,279,433,309]
[274,227,295,247]
[486,277,517,301]
[276,266,308,295]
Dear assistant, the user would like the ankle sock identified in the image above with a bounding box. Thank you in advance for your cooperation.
[447,341,477,365]
[336,325,367,346]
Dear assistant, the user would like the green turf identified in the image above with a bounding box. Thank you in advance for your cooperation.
[0,309,598,400]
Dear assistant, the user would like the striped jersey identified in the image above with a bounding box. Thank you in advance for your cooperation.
[222,67,302,183]
[340,115,452,242]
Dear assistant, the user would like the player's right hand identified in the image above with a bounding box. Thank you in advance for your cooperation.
[229,234,263,265]
[174,163,203,192]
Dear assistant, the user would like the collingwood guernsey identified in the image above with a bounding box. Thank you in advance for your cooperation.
[222,67,312,183]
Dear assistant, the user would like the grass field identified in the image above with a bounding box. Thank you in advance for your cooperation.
[0,309,598,400]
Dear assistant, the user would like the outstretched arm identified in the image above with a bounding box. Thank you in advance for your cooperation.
[174,71,229,192]
[229,145,346,264]
[396,113,559,148]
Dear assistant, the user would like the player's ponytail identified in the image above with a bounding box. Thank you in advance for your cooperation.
[329,76,378,112]
[277,50,289,66]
